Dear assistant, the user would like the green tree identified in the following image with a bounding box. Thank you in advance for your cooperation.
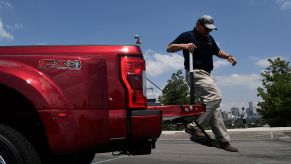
[158,69,189,105]
[257,58,291,126]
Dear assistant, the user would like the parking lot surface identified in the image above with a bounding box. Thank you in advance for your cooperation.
[92,128,291,164]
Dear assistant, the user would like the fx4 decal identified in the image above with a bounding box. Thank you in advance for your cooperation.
[38,59,82,70]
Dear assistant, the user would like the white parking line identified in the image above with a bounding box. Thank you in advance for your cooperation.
[91,156,127,164]
[162,127,291,134]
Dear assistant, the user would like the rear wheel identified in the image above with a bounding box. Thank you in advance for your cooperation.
[0,124,41,164]
[0,155,7,164]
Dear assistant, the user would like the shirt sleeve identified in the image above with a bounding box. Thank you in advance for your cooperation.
[170,32,188,44]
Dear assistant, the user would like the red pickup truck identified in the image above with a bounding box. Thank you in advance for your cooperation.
[0,44,204,164]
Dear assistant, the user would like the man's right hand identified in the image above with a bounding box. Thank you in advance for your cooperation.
[183,43,197,53]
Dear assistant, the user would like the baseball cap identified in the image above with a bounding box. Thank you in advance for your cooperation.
[198,15,217,30]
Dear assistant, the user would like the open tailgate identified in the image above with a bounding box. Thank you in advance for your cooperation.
[147,104,205,121]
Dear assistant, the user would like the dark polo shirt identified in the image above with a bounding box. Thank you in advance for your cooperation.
[170,28,220,73]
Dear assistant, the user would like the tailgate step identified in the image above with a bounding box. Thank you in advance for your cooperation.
[147,104,205,121]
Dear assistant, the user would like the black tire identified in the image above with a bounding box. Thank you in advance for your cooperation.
[72,151,95,164]
[0,124,41,164]
[45,150,95,164]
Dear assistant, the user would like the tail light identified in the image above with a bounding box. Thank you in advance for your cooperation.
[121,56,147,108]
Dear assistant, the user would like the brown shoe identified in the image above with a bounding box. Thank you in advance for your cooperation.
[219,142,239,152]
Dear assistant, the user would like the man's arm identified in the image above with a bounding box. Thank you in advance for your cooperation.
[216,49,237,66]
[167,43,197,53]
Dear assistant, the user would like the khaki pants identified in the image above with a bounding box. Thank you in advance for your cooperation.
[186,70,230,142]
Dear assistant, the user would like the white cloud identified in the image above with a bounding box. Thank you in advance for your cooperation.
[214,60,229,69]
[144,50,230,77]
[215,73,261,90]
[255,56,285,68]
[0,19,14,40]
[5,24,23,30]
[144,50,184,77]
[0,1,13,8]
[255,58,270,68]
[275,0,291,10]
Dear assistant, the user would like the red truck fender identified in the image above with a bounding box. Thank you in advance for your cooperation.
[0,59,71,109]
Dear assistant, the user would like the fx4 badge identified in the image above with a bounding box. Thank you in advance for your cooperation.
[38,59,82,70]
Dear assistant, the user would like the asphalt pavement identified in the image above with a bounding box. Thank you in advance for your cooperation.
[92,127,291,164]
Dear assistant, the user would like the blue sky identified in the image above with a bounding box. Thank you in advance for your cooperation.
[1,0,290,111]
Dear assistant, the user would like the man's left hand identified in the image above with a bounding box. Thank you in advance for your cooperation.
[227,56,237,66]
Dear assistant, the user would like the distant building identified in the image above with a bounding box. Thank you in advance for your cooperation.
[231,107,240,118]
[246,102,254,117]
[146,86,161,106]
[146,87,155,99]
[221,111,228,120]
[249,102,253,111]
[253,112,261,118]
[147,98,161,106]
[228,112,233,118]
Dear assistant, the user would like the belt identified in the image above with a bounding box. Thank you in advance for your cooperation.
[193,69,211,74]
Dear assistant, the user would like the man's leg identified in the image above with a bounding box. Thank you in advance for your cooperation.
[209,108,230,142]
[184,70,206,137]
[192,70,238,152]
[186,70,223,137]
[193,70,224,131]
[243,119,247,128]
